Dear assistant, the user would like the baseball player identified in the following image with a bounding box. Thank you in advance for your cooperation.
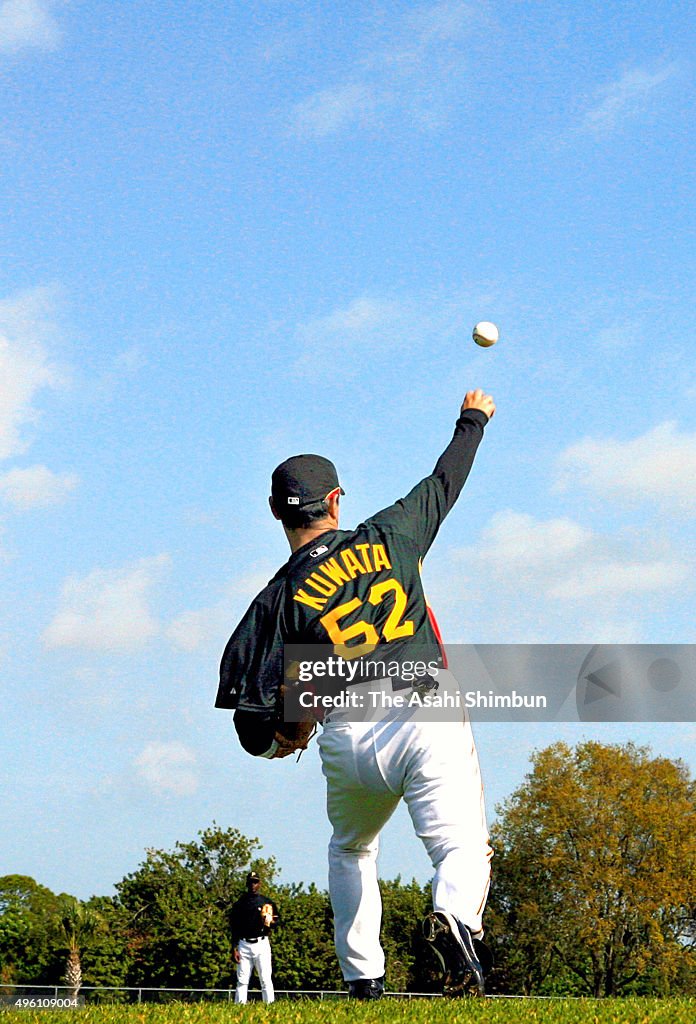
[229,871,279,1003]
[216,389,495,997]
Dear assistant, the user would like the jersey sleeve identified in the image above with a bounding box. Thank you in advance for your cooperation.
[233,709,277,757]
[229,898,243,946]
[366,408,489,555]
[215,590,284,712]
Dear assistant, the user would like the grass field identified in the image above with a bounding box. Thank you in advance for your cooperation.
[5,999,695,1024]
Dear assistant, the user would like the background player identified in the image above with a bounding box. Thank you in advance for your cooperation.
[216,388,496,996]
[229,870,279,1003]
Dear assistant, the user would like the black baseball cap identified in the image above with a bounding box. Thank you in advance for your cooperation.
[271,454,344,510]
[246,871,260,884]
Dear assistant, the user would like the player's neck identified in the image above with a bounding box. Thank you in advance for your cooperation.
[285,519,337,554]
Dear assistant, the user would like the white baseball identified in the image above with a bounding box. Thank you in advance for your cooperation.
[472,321,499,348]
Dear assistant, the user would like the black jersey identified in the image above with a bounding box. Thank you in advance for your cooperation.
[229,891,279,944]
[215,408,489,753]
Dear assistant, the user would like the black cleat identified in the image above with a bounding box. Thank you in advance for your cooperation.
[347,975,385,1000]
[423,911,486,997]
[473,935,494,978]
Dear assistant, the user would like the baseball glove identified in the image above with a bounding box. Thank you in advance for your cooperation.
[272,718,317,759]
[260,903,275,927]
[271,684,318,760]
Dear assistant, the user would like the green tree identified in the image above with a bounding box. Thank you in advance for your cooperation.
[115,824,275,988]
[0,876,61,984]
[269,882,339,991]
[79,896,132,996]
[54,897,104,1000]
[379,877,434,992]
[269,876,437,994]
[488,741,696,996]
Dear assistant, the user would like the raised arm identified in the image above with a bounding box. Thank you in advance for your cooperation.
[367,389,495,555]
[432,389,495,514]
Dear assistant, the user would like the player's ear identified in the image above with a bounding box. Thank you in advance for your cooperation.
[269,496,281,521]
[326,487,341,519]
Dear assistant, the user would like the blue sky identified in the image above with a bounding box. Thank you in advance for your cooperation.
[1,1,695,900]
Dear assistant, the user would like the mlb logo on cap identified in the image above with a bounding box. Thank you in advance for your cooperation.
[271,454,344,509]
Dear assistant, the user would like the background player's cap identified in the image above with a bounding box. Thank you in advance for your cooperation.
[271,454,344,508]
[246,871,261,883]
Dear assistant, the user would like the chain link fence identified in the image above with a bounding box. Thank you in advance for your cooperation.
[0,983,443,1006]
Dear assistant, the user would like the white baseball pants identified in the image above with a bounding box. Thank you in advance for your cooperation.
[234,936,274,1003]
[318,711,492,982]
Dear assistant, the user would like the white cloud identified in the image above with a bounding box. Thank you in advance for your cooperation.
[293,291,472,373]
[375,0,474,74]
[289,1,475,137]
[291,83,377,139]
[0,464,78,509]
[463,511,688,598]
[167,608,215,653]
[43,554,170,653]
[581,63,680,134]
[0,287,66,460]
[549,560,686,600]
[426,511,690,642]
[167,570,272,653]
[590,321,641,351]
[134,741,199,797]
[0,0,61,53]
[299,295,419,348]
[556,422,696,513]
[404,0,472,46]
[473,512,594,578]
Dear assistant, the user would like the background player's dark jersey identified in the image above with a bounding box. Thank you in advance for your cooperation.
[229,892,279,945]
[215,408,489,753]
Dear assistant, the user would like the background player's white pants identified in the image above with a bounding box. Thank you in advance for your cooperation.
[234,937,274,1003]
[318,715,492,982]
